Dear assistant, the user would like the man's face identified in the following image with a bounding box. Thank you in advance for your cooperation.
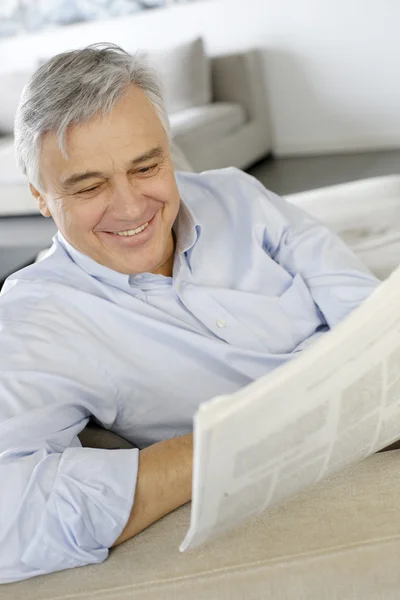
[32,86,181,276]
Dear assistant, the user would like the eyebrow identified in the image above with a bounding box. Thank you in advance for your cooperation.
[60,146,164,189]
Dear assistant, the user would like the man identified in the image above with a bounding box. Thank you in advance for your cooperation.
[0,43,379,583]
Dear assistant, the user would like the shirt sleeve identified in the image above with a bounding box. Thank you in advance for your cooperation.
[244,171,381,328]
[0,315,139,584]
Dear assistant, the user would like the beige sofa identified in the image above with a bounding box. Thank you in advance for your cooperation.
[2,167,400,597]
[4,420,400,599]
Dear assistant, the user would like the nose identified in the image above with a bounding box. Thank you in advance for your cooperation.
[107,176,147,222]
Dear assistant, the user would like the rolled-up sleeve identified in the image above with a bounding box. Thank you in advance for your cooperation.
[0,317,139,584]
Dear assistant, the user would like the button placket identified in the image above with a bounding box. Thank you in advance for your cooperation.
[178,284,272,350]
[177,285,234,342]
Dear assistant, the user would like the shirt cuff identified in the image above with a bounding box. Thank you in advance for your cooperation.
[21,446,139,574]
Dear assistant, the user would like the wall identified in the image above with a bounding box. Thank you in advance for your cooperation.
[0,0,196,38]
[1,0,399,156]
[255,0,400,156]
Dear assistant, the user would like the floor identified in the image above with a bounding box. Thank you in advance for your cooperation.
[247,149,400,196]
[1,148,400,284]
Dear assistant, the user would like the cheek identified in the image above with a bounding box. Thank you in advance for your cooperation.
[145,176,180,211]
[61,200,106,232]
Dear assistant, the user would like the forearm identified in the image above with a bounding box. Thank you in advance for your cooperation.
[111,433,193,547]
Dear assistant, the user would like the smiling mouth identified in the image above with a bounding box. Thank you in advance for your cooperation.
[102,214,155,237]
[113,222,149,237]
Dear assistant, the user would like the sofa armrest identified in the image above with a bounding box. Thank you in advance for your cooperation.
[210,50,269,125]
[8,450,400,597]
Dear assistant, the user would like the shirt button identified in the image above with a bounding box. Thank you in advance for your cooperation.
[216,318,227,328]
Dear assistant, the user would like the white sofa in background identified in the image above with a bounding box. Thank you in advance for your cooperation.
[146,38,271,172]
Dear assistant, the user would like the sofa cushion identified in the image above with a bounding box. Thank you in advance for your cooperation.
[0,136,25,184]
[0,71,33,135]
[285,175,400,280]
[170,102,246,142]
[5,449,400,599]
[170,141,195,172]
[144,38,211,115]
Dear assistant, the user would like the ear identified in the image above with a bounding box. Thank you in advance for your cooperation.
[29,183,51,218]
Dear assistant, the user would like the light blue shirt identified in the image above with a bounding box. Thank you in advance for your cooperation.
[0,168,379,583]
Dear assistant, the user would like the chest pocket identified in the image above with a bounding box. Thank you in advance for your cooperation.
[205,273,324,354]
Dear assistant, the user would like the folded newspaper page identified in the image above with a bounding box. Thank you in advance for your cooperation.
[181,264,400,552]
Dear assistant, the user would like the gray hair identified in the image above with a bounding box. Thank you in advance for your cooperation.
[14,42,170,190]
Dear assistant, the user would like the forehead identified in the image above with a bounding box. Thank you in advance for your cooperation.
[40,86,166,185]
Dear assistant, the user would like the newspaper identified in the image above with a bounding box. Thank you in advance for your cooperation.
[180,264,400,552]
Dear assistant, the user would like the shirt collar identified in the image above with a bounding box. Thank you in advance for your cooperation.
[55,198,201,288]
[174,198,201,255]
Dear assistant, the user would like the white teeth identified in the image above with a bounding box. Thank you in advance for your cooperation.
[116,222,149,237]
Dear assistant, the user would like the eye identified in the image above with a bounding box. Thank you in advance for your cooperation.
[137,164,158,175]
[76,184,102,195]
